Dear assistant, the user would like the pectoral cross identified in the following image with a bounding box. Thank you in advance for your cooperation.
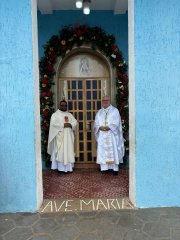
[104,110,109,127]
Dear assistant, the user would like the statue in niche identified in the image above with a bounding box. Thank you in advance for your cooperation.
[79,57,91,75]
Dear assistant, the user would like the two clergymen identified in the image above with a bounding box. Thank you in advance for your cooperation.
[47,96,124,174]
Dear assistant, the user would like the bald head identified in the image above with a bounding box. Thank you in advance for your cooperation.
[102,95,111,109]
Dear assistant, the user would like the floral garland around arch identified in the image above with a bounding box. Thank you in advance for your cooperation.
[39,25,129,166]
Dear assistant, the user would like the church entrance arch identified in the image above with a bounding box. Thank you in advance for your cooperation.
[57,51,111,163]
[40,25,128,170]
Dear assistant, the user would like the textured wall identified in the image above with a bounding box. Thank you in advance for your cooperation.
[38,10,128,62]
[0,0,42,212]
[134,0,180,207]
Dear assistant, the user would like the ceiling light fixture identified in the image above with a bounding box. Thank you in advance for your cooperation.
[83,0,91,15]
[76,0,83,9]
[75,0,91,15]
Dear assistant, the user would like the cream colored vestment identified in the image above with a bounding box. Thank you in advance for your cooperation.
[48,110,77,171]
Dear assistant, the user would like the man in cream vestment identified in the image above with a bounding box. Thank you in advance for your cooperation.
[94,96,124,175]
[47,100,77,172]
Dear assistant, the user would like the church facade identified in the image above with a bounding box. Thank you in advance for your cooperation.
[0,0,180,212]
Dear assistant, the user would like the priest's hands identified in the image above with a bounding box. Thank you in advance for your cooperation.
[99,126,110,131]
[64,123,72,128]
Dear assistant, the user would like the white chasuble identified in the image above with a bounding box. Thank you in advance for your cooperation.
[47,110,77,172]
[94,105,124,170]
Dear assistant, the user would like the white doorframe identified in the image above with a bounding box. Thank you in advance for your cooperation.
[128,0,136,205]
[35,0,136,208]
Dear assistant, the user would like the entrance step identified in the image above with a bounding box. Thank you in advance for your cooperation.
[75,163,98,169]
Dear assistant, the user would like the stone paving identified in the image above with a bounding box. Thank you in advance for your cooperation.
[0,207,180,240]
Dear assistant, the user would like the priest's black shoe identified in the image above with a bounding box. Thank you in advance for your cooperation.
[99,169,106,173]
[113,171,118,176]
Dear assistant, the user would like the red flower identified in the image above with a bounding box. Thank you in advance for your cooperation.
[42,120,49,127]
[120,92,125,97]
[46,91,52,97]
[111,44,116,50]
[42,126,48,131]
[40,91,52,98]
[121,102,126,108]
[41,92,46,97]
[47,64,53,72]
[42,78,48,84]
[116,72,122,78]
[73,28,83,37]
[122,75,128,82]
[42,109,49,117]
[111,44,118,53]
[50,53,57,61]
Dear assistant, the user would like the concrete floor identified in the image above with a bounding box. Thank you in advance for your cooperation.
[0,207,180,240]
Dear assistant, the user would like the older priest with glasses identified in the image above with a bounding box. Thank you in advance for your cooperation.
[94,96,124,176]
[47,100,77,173]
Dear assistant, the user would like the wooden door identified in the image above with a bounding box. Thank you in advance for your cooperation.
[67,79,103,163]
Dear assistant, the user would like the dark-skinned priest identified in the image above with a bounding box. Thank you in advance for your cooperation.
[47,100,77,173]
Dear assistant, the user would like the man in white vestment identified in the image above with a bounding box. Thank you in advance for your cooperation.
[47,100,77,173]
[94,96,124,176]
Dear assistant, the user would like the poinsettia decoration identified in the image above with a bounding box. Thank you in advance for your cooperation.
[39,25,129,166]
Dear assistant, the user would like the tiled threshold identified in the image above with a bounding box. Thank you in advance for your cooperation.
[43,168,129,199]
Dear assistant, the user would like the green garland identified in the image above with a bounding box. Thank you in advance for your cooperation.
[39,25,129,166]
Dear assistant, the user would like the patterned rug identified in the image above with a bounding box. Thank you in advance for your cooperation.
[43,168,129,199]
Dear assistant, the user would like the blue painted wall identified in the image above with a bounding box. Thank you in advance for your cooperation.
[134,0,180,207]
[1,1,179,211]
[0,0,38,212]
[38,10,128,62]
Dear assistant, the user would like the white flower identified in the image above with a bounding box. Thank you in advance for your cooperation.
[111,54,116,59]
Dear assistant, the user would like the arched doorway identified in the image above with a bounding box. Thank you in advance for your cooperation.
[57,50,111,164]
[40,26,129,169]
